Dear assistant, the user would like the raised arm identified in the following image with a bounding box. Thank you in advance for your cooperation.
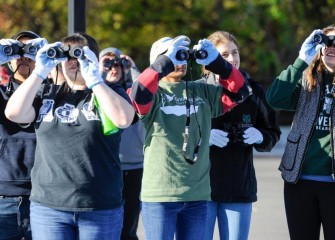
[78,46,135,128]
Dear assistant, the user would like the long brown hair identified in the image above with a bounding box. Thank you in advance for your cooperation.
[305,25,335,91]
[202,31,239,76]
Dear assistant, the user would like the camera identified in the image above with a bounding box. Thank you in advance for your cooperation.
[3,42,38,56]
[313,33,335,47]
[223,122,252,144]
[176,49,208,61]
[46,45,83,59]
[103,58,130,69]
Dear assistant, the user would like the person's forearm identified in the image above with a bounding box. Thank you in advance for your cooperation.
[93,83,135,128]
[5,73,42,123]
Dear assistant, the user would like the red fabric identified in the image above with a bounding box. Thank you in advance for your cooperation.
[0,66,9,85]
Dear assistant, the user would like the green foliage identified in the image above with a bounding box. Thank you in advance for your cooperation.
[0,0,334,86]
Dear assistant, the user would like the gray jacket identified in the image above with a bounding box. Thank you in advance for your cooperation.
[280,75,333,183]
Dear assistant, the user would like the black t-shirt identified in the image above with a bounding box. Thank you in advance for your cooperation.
[30,83,130,211]
[0,82,36,195]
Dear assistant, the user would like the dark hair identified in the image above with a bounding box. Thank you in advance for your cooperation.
[11,30,40,41]
[61,32,99,59]
[305,25,335,91]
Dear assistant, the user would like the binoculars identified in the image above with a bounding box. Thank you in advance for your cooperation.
[176,49,208,61]
[3,42,38,56]
[46,45,83,59]
[103,58,130,69]
[313,33,335,47]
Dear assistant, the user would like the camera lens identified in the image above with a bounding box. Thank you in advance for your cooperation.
[27,45,37,55]
[71,48,83,58]
[3,46,13,55]
[176,50,189,61]
[194,50,208,60]
[104,59,112,68]
[121,58,130,68]
[73,49,82,58]
[46,48,57,58]
[313,34,323,44]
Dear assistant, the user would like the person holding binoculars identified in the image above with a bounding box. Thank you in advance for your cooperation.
[200,31,281,240]
[128,35,250,240]
[0,30,46,240]
[266,24,335,240]
[99,47,144,240]
[5,32,135,240]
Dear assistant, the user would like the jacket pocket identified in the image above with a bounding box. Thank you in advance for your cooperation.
[280,132,301,171]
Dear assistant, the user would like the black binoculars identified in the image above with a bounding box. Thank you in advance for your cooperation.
[46,45,83,59]
[3,42,38,56]
[103,58,130,69]
[313,33,335,47]
[176,49,208,61]
[223,122,253,145]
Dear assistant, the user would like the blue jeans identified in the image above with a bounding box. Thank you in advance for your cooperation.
[0,195,31,240]
[30,201,123,240]
[141,201,208,240]
[204,201,252,240]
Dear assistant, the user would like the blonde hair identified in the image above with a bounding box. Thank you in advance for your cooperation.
[305,25,335,91]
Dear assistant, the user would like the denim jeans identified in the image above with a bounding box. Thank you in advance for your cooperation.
[204,201,252,240]
[141,201,208,240]
[30,201,123,240]
[0,196,31,240]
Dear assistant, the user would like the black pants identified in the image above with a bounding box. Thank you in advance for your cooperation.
[284,180,335,240]
[121,168,143,240]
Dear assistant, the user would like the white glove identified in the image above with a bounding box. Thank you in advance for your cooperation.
[209,129,229,148]
[164,35,189,66]
[298,29,323,65]
[32,42,67,80]
[243,127,263,145]
[193,39,219,65]
[23,38,48,61]
[0,39,21,64]
[77,46,104,89]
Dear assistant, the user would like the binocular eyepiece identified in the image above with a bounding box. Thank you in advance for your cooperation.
[46,45,83,59]
[176,49,208,61]
[313,33,335,47]
[103,58,130,69]
[3,42,38,56]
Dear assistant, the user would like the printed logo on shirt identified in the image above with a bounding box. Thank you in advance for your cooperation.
[160,92,205,116]
[55,104,79,123]
[81,102,99,121]
[242,114,251,125]
[37,99,54,122]
[316,83,335,131]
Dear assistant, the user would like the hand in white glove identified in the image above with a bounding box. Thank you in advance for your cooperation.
[32,42,67,80]
[209,129,229,148]
[193,39,219,65]
[0,39,21,64]
[298,29,323,65]
[243,127,263,145]
[77,46,104,89]
[23,38,48,61]
[164,35,190,66]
